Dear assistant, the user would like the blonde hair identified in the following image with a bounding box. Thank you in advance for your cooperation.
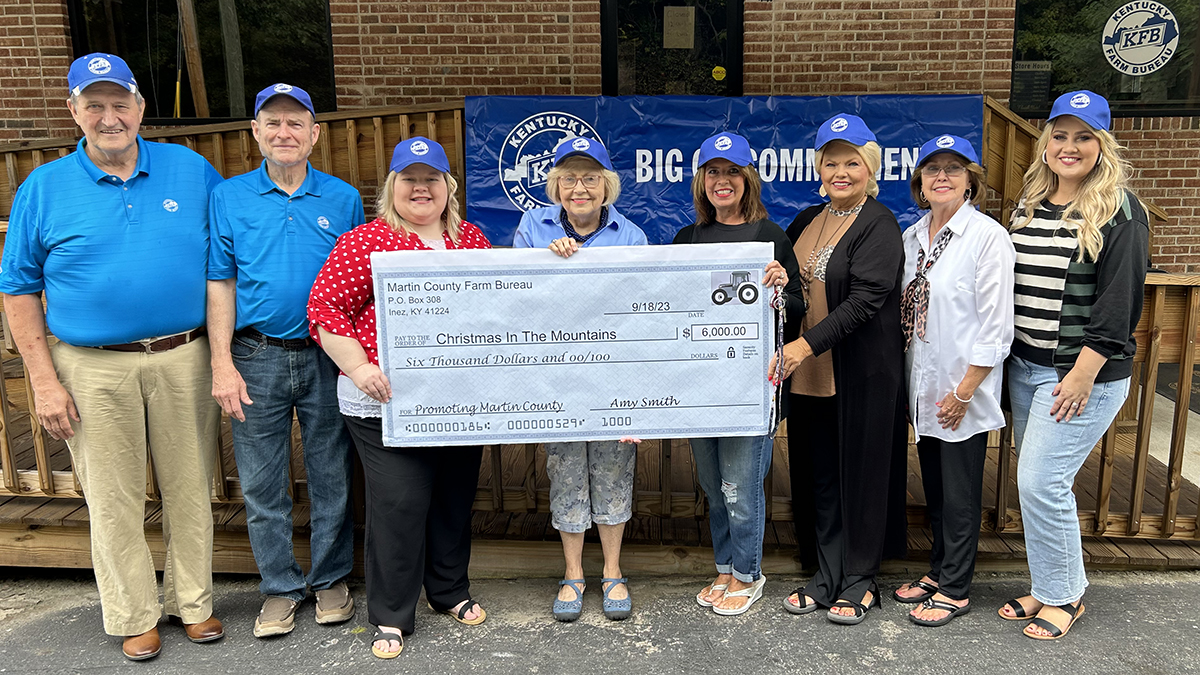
[544,156,621,206]
[690,162,769,226]
[815,140,882,198]
[375,170,463,241]
[1012,120,1134,262]
[909,161,986,209]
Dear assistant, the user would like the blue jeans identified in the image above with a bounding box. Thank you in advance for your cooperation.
[1008,356,1130,606]
[690,434,774,583]
[230,337,355,601]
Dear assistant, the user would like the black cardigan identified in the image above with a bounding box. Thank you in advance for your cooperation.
[785,196,909,575]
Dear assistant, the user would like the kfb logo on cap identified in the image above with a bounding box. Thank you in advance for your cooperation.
[1102,1,1179,76]
[273,83,294,93]
[411,140,429,156]
[88,57,112,74]
[714,135,733,151]
[499,111,601,211]
[830,118,849,133]
[162,199,179,213]
[317,216,330,230]
[936,135,956,148]
[1070,93,1091,108]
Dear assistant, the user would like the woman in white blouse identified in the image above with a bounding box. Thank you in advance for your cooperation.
[892,135,1015,626]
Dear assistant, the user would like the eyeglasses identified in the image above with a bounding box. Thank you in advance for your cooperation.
[558,174,602,189]
[921,164,967,177]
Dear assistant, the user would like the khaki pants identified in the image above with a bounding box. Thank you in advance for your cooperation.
[53,338,220,636]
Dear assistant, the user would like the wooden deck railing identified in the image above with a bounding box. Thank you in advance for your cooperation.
[0,98,1196,547]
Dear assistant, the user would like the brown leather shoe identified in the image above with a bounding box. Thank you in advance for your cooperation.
[122,627,162,661]
[178,615,224,643]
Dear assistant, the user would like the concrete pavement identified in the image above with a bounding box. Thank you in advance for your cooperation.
[1,568,1197,674]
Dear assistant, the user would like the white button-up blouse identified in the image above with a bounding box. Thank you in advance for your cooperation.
[901,201,1016,442]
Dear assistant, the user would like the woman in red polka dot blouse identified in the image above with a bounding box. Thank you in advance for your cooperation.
[307,137,490,659]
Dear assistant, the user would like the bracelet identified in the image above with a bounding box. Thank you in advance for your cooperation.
[953,386,974,404]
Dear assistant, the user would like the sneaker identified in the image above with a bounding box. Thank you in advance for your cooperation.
[315,581,355,624]
[253,596,298,638]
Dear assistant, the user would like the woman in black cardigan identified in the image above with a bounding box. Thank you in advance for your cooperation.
[774,114,908,625]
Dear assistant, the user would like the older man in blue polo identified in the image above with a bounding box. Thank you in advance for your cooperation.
[0,53,224,660]
[207,83,363,638]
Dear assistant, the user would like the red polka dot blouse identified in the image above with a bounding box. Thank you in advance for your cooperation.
[307,218,492,366]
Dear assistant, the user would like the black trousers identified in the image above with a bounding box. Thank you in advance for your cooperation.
[789,394,873,606]
[917,431,988,601]
[343,415,483,634]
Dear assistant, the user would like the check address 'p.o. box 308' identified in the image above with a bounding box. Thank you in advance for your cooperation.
[372,243,777,447]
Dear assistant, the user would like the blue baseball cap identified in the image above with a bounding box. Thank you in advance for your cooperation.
[390,136,450,173]
[697,132,754,168]
[254,83,315,117]
[1048,90,1110,132]
[553,136,613,170]
[916,134,979,166]
[68,53,138,97]
[815,114,876,150]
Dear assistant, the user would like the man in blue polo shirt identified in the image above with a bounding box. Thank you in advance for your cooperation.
[207,83,363,639]
[0,53,224,661]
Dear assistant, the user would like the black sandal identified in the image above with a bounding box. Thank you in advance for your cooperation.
[892,575,938,604]
[826,585,880,625]
[782,588,819,615]
[1024,602,1085,640]
[998,596,1044,621]
[908,598,971,627]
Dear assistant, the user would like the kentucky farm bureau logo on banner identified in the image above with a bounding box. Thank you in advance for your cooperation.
[1102,1,1179,76]
[466,95,984,245]
[500,112,602,210]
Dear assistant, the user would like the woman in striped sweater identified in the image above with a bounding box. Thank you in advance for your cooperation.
[1000,91,1149,640]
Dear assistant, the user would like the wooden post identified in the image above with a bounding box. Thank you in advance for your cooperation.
[523,443,537,513]
[318,123,332,174]
[0,364,17,492]
[994,411,1012,531]
[211,133,227,176]
[489,445,503,511]
[176,0,210,117]
[216,0,245,117]
[1162,286,1198,536]
[1094,423,1116,534]
[373,117,387,189]
[1128,286,1165,535]
[346,120,361,188]
[22,365,53,494]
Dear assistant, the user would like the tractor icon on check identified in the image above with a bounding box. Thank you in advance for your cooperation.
[712,271,759,306]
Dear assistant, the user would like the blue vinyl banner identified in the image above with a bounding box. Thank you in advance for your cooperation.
[465,95,984,246]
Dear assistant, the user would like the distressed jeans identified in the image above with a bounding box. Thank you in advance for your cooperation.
[690,434,774,583]
[1008,356,1130,606]
[230,337,355,601]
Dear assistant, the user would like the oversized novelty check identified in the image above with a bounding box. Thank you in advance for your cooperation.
[373,243,776,446]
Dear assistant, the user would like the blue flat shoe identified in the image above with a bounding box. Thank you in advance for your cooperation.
[553,579,585,622]
[601,577,631,621]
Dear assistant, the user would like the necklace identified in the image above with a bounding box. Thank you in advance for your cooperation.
[798,199,863,293]
[827,201,865,217]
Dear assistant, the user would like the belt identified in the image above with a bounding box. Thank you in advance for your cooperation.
[235,327,315,351]
[96,327,207,354]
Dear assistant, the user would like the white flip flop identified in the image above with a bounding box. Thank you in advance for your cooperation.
[696,582,728,607]
[712,575,767,616]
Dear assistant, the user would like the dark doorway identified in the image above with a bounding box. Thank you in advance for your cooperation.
[602,0,743,96]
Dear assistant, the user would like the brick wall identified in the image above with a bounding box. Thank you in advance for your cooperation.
[1117,117,1200,273]
[0,0,74,141]
[327,1,602,108]
[4,1,1199,271]
[742,0,1015,101]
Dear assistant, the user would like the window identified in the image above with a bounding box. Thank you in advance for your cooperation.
[1010,0,1198,116]
[602,0,743,96]
[67,0,336,122]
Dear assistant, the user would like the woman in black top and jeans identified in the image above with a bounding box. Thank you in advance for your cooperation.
[676,131,805,616]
